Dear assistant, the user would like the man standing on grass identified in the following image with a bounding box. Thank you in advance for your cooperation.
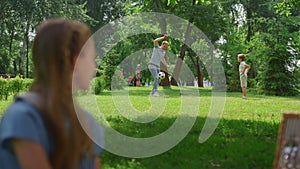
[238,53,250,99]
[148,34,169,97]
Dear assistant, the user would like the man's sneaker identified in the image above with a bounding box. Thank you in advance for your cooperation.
[242,96,247,99]
[152,92,160,97]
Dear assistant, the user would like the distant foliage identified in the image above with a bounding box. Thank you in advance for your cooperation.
[90,77,106,95]
[0,77,33,100]
[1,0,299,96]
[249,16,299,96]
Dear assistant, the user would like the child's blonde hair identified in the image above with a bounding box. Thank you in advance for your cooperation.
[238,53,246,61]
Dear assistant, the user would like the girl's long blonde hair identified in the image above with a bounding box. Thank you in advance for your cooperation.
[31,19,93,169]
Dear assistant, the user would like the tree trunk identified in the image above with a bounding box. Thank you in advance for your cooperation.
[7,27,14,74]
[170,25,192,86]
[196,57,203,87]
[170,0,196,86]
[26,32,29,78]
[19,20,31,76]
[189,51,203,87]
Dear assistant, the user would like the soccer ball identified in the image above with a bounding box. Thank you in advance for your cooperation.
[158,72,165,80]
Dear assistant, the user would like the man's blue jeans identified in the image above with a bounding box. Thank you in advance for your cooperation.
[148,65,160,94]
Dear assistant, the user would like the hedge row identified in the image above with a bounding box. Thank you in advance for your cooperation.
[0,76,110,100]
[0,77,33,100]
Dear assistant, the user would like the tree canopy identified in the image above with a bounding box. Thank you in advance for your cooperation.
[0,0,299,96]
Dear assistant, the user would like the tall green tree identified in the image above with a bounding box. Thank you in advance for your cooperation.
[218,0,299,95]
[85,0,126,32]
[250,15,299,96]
[0,0,92,77]
[125,0,230,87]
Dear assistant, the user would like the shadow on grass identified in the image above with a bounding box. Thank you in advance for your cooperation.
[100,115,279,169]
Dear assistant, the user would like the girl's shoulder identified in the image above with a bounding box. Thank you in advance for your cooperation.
[2,97,42,122]
[0,97,49,146]
[0,98,51,169]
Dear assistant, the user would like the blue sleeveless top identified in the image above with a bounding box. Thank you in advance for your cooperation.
[0,98,103,169]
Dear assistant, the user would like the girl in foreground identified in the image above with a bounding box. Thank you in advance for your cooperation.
[0,19,103,169]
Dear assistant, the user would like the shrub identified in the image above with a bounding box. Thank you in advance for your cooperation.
[0,77,33,100]
[0,77,10,100]
[90,77,106,94]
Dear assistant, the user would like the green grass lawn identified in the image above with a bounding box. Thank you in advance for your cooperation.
[1,86,300,169]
